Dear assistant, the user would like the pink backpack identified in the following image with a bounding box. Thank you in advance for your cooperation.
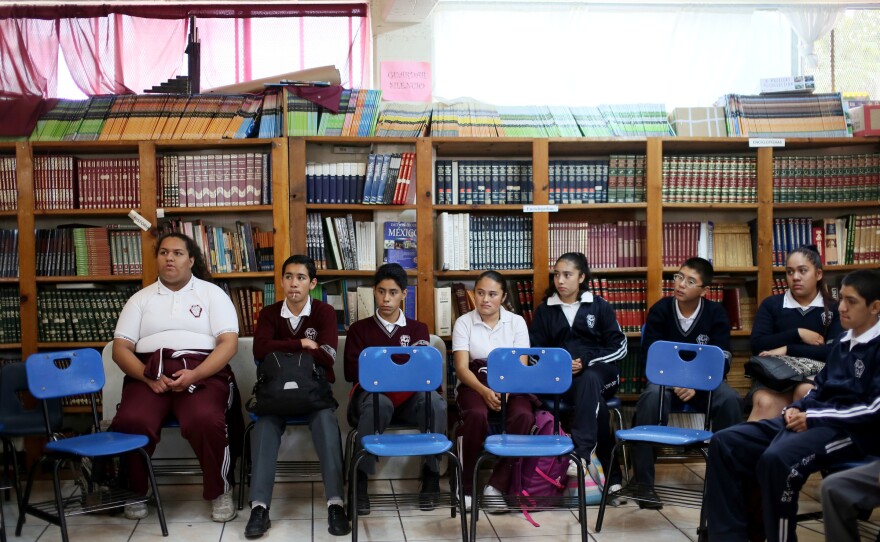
[508,410,571,527]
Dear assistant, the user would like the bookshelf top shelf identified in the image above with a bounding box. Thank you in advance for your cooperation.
[152,137,280,151]
[35,208,136,217]
[38,341,108,349]
[213,271,274,279]
[0,343,22,350]
[662,202,759,210]
[0,277,18,284]
[660,136,879,153]
[773,263,879,273]
[36,275,140,283]
[0,210,18,217]
[773,201,880,210]
[303,136,420,145]
[161,205,274,215]
[306,204,417,212]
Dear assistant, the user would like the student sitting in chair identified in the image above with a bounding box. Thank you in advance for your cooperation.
[821,457,880,542]
[244,255,349,538]
[632,257,743,509]
[344,263,446,515]
[705,269,880,542]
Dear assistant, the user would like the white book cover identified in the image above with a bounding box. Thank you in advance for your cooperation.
[434,286,452,336]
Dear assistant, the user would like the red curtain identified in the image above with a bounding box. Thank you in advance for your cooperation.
[0,3,369,98]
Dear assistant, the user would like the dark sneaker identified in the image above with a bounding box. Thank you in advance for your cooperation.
[327,504,351,536]
[637,487,663,510]
[419,467,441,511]
[356,470,370,516]
[244,506,271,538]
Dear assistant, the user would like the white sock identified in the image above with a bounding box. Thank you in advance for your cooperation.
[251,500,267,510]
[327,498,343,508]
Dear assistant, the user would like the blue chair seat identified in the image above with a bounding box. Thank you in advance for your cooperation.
[484,434,574,457]
[606,396,622,410]
[361,433,452,457]
[616,426,712,447]
[45,431,149,457]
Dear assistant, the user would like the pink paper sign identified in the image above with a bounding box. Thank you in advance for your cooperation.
[380,61,432,102]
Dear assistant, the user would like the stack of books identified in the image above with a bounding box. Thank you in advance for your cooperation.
[587,277,647,333]
[0,229,17,278]
[37,286,137,342]
[772,152,880,203]
[661,221,715,267]
[549,220,647,269]
[720,93,849,138]
[0,156,16,211]
[436,212,532,271]
[159,219,274,273]
[157,152,270,207]
[0,286,21,344]
[307,213,377,271]
[315,88,382,137]
[375,102,432,137]
[430,101,501,137]
[434,159,533,205]
[711,223,754,267]
[662,155,757,203]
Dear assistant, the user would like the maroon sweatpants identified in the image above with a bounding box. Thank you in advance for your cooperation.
[110,367,235,500]
[456,385,535,495]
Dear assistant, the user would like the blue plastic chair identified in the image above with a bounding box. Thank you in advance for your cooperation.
[595,340,725,533]
[471,347,588,542]
[349,346,467,542]
[15,349,168,542]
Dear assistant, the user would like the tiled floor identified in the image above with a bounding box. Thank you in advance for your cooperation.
[1,463,831,541]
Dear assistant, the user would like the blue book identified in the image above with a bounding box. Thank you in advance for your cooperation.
[383,221,417,269]
[404,285,416,320]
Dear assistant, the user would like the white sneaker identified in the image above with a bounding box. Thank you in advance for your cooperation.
[482,484,507,514]
[211,491,237,522]
[608,483,628,506]
[124,501,148,520]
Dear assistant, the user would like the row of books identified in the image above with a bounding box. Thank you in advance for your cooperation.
[28,155,141,210]
[0,287,21,344]
[551,155,648,205]
[720,93,849,138]
[218,283,272,337]
[287,89,383,137]
[31,94,264,142]
[586,278,647,333]
[772,153,880,203]
[795,215,880,267]
[661,155,757,204]
[157,153,271,208]
[0,156,16,211]
[305,152,415,205]
[434,160,534,205]
[35,226,143,277]
[0,229,18,278]
[618,349,646,394]
[436,213,532,271]
[710,223,754,268]
[37,286,137,343]
[549,221,647,270]
[311,279,416,332]
[661,221,715,267]
[375,103,432,137]
[159,219,274,274]
[307,214,371,272]
[429,102,675,138]
[258,92,284,138]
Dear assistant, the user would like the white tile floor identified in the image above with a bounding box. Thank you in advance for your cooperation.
[0,463,833,541]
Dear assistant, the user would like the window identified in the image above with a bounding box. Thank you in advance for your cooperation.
[806,9,880,97]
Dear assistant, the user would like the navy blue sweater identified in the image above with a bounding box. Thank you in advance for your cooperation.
[529,293,627,366]
[750,293,841,360]
[641,296,732,374]
[790,324,880,454]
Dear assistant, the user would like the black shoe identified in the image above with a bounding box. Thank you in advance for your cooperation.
[244,506,271,539]
[419,467,441,511]
[356,470,370,516]
[327,504,351,536]
[637,487,663,510]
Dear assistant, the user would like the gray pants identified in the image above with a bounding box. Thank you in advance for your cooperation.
[633,381,742,487]
[821,459,880,542]
[248,408,344,505]
[354,390,447,475]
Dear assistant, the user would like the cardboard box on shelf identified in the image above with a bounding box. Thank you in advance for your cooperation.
[670,106,728,137]
[851,105,880,136]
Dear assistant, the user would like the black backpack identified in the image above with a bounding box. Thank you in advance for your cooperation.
[246,351,337,416]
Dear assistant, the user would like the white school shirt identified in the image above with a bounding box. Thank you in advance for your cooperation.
[114,275,239,353]
[674,298,702,333]
[839,318,880,352]
[452,307,530,360]
[281,296,313,329]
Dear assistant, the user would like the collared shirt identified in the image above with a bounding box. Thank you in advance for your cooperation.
[452,307,530,360]
[547,291,594,327]
[114,275,239,353]
[280,296,312,329]
[839,317,880,351]
[376,309,406,334]
[674,298,702,333]
[783,290,825,310]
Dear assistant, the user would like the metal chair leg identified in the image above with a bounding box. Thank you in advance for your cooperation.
[140,448,168,536]
[596,442,625,532]
[238,422,254,510]
[51,459,69,542]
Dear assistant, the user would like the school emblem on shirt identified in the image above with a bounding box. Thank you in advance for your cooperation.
[822,310,832,326]
[189,305,203,318]
[400,335,411,346]
[586,314,596,328]
[697,334,709,345]
[305,328,317,341]
[855,359,865,378]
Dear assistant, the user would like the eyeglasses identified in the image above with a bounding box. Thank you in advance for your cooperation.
[672,273,703,289]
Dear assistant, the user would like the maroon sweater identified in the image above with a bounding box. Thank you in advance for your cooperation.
[253,298,339,382]
[343,314,431,406]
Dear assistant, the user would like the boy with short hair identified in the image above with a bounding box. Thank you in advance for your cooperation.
[632,257,743,509]
[343,263,445,515]
[245,255,349,538]
[705,269,880,542]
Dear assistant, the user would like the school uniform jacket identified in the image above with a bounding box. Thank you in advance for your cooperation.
[789,323,880,454]
[750,292,842,360]
[529,292,627,366]
[640,296,732,374]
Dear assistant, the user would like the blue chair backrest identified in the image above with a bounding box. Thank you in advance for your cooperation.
[25,349,105,400]
[359,346,443,393]
[486,347,572,395]
[646,341,724,392]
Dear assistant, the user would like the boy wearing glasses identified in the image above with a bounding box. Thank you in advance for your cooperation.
[631,257,743,508]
